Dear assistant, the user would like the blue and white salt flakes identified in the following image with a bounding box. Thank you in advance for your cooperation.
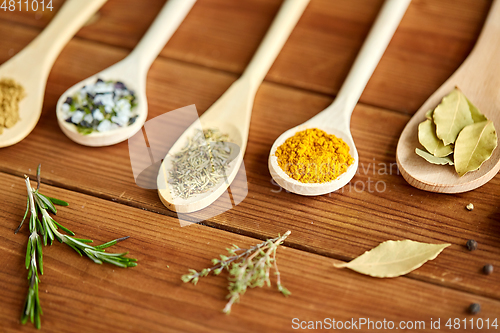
[93,109,104,121]
[97,119,116,132]
[71,111,84,124]
[63,78,137,134]
[83,114,93,124]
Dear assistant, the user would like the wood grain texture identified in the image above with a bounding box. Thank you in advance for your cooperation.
[1,172,499,333]
[0,0,492,114]
[0,0,499,331]
[0,20,499,299]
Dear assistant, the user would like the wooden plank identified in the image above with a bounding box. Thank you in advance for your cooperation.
[0,0,492,114]
[0,26,499,301]
[1,171,499,333]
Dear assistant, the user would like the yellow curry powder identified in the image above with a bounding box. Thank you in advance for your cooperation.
[0,78,25,135]
[275,128,355,183]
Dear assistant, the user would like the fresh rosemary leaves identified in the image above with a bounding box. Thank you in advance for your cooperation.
[169,129,232,199]
[182,231,291,314]
[16,165,137,329]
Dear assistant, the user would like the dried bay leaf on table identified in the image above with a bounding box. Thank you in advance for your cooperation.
[415,148,454,165]
[418,119,453,157]
[334,240,451,278]
[434,88,473,145]
[454,121,498,176]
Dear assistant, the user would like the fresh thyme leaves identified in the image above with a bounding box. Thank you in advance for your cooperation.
[16,165,137,329]
[169,129,233,199]
[182,231,291,314]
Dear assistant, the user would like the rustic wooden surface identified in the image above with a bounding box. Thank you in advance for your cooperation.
[0,0,499,332]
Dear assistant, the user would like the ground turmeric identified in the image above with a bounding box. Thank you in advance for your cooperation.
[275,128,355,183]
[0,78,25,135]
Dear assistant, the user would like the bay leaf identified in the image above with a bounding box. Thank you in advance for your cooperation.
[454,120,497,176]
[466,97,488,123]
[418,119,453,157]
[434,88,473,145]
[334,240,450,278]
[415,148,454,165]
[425,109,433,120]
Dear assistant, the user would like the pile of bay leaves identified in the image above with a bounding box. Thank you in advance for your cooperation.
[416,87,498,176]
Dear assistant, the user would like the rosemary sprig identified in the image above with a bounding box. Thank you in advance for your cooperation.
[16,165,137,329]
[182,231,291,314]
[20,176,43,328]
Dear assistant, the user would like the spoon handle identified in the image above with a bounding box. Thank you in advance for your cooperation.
[241,0,310,89]
[471,0,500,56]
[28,0,107,70]
[314,0,410,127]
[127,0,197,72]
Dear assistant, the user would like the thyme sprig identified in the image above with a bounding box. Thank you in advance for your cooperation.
[182,231,291,314]
[16,165,137,329]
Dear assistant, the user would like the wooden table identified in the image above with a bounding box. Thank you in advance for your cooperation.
[1,0,499,332]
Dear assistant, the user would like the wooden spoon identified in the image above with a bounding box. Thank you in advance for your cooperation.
[0,0,107,148]
[157,0,311,213]
[268,0,411,196]
[396,0,500,193]
[56,0,196,147]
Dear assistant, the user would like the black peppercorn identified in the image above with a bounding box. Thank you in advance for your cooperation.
[466,239,478,251]
[468,303,481,314]
[483,264,494,275]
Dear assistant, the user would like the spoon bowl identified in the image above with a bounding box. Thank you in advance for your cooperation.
[56,59,147,147]
[269,122,358,195]
[269,0,411,196]
[56,0,197,147]
[0,0,107,148]
[158,120,244,213]
[0,52,48,147]
[396,0,500,193]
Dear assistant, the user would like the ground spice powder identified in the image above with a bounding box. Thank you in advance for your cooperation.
[275,128,355,183]
[0,78,25,134]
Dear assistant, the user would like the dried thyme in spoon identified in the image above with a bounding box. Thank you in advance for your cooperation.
[182,231,291,314]
[16,165,137,329]
[169,129,233,199]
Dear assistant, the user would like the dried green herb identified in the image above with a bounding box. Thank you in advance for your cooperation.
[182,231,291,314]
[169,129,233,199]
[467,97,487,123]
[418,119,453,157]
[433,88,473,145]
[415,148,454,165]
[16,165,137,329]
[416,88,497,176]
[454,121,497,176]
[334,240,450,278]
